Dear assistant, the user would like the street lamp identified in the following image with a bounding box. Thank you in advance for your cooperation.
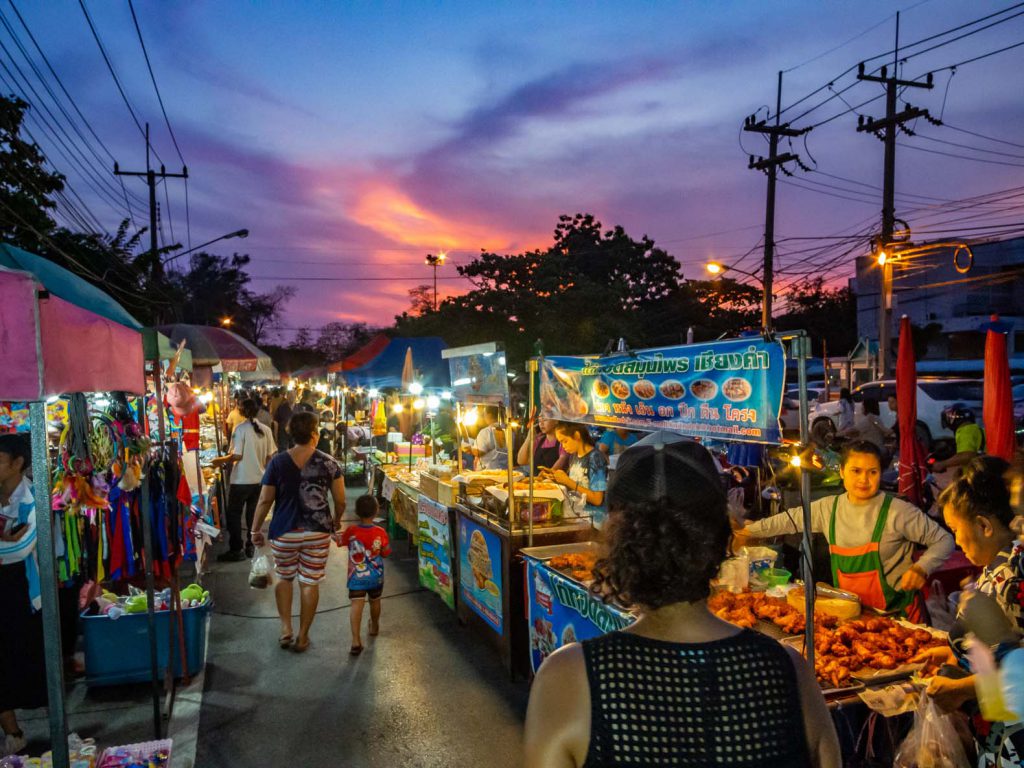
[705,261,771,330]
[220,316,233,327]
[162,229,250,267]
[424,251,447,311]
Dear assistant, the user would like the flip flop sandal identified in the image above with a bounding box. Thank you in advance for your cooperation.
[349,645,363,656]
[292,639,312,654]
[279,634,294,649]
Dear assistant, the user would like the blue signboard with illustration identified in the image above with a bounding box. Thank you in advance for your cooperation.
[443,342,509,405]
[526,558,633,673]
[458,516,503,633]
[417,496,455,611]
[539,337,786,444]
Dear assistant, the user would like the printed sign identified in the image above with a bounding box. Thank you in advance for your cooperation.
[417,496,454,610]
[539,337,786,444]
[526,558,633,673]
[444,343,509,405]
[458,515,503,633]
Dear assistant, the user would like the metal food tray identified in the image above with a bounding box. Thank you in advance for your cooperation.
[520,541,601,562]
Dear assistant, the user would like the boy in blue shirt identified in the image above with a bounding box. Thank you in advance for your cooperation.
[339,495,391,656]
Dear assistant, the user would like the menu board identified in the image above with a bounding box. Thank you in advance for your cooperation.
[417,496,454,610]
[526,559,633,673]
[539,337,786,444]
[458,516,503,633]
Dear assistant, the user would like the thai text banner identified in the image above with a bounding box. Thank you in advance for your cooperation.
[539,338,786,444]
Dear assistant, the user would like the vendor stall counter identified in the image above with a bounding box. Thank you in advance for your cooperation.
[454,502,592,679]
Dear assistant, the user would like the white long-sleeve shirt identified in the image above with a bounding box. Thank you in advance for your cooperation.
[746,492,953,586]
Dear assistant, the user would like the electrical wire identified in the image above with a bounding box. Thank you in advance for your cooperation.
[939,120,1024,150]
[0,5,145,211]
[896,141,1024,167]
[77,0,163,166]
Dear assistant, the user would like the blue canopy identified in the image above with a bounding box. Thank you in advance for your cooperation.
[0,243,142,330]
[342,336,448,389]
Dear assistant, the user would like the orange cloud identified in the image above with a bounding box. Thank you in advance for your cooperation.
[350,181,524,253]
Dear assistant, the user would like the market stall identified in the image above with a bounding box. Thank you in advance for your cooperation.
[0,260,147,768]
[527,333,957,761]
[0,256,213,767]
[437,343,593,677]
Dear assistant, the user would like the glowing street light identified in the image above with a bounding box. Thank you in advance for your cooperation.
[424,251,448,311]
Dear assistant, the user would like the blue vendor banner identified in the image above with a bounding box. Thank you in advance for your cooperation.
[526,558,633,673]
[458,515,503,633]
[417,496,455,611]
[539,337,786,444]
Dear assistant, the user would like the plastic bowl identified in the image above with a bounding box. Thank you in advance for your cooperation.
[761,568,792,588]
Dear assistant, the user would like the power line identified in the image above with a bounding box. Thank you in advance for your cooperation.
[77,0,163,166]
[897,141,1024,167]
[940,120,1024,150]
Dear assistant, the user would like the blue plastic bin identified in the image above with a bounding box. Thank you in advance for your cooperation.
[81,601,211,687]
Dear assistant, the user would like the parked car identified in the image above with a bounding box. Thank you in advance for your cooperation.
[808,378,984,450]
[779,385,825,432]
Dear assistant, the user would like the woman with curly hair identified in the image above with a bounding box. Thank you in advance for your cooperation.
[524,437,839,768]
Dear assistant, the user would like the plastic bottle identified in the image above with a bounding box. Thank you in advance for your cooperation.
[967,635,1018,722]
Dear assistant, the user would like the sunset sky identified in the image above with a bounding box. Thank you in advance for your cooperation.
[10,1,1024,339]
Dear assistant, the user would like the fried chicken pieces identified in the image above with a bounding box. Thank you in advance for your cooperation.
[809,617,944,688]
[708,590,836,633]
[549,552,598,583]
[708,591,946,689]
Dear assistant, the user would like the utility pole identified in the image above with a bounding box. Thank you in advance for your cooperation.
[114,124,187,319]
[744,72,809,332]
[856,13,933,377]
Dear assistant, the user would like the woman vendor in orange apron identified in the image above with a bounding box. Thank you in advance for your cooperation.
[743,439,954,623]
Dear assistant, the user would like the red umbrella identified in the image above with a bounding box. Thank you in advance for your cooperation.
[897,316,926,507]
[984,314,1015,461]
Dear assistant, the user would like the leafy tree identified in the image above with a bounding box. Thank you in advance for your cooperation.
[0,95,62,251]
[396,213,684,365]
[774,277,858,356]
[314,321,377,361]
[244,285,295,345]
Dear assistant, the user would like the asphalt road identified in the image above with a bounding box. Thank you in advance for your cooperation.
[193,511,529,767]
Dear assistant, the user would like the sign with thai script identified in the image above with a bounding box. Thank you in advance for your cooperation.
[525,558,633,673]
[458,516,503,633]
[417,496,454,610]
[539,337,786,444]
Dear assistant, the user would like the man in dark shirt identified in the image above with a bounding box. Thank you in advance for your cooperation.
[274,390,295,451]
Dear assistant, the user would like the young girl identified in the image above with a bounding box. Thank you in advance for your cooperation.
[542,422,607,528]
[915,457,1023,767]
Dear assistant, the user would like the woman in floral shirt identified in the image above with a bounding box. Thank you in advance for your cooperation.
[917,457,1022,768]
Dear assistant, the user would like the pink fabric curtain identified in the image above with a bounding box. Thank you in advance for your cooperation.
[0,270,144,400]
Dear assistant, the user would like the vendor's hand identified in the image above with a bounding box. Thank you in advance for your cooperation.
[925,674,976,713]
[549,469,572,487]
[911,645,955,673]
[899,564,927,592]
[250,530,266,548]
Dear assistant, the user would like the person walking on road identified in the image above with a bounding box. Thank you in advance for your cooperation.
[339,495,391,656]
[213,399,276,561]
[251,411,346,652]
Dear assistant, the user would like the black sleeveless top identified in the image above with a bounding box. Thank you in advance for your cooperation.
[581,629,811,768]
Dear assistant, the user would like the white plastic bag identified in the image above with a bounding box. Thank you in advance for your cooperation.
[894,692,970,768]
[248,547,272,589]
[926,579,955,632]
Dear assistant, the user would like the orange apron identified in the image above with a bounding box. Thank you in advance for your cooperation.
[827,494,925,622]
